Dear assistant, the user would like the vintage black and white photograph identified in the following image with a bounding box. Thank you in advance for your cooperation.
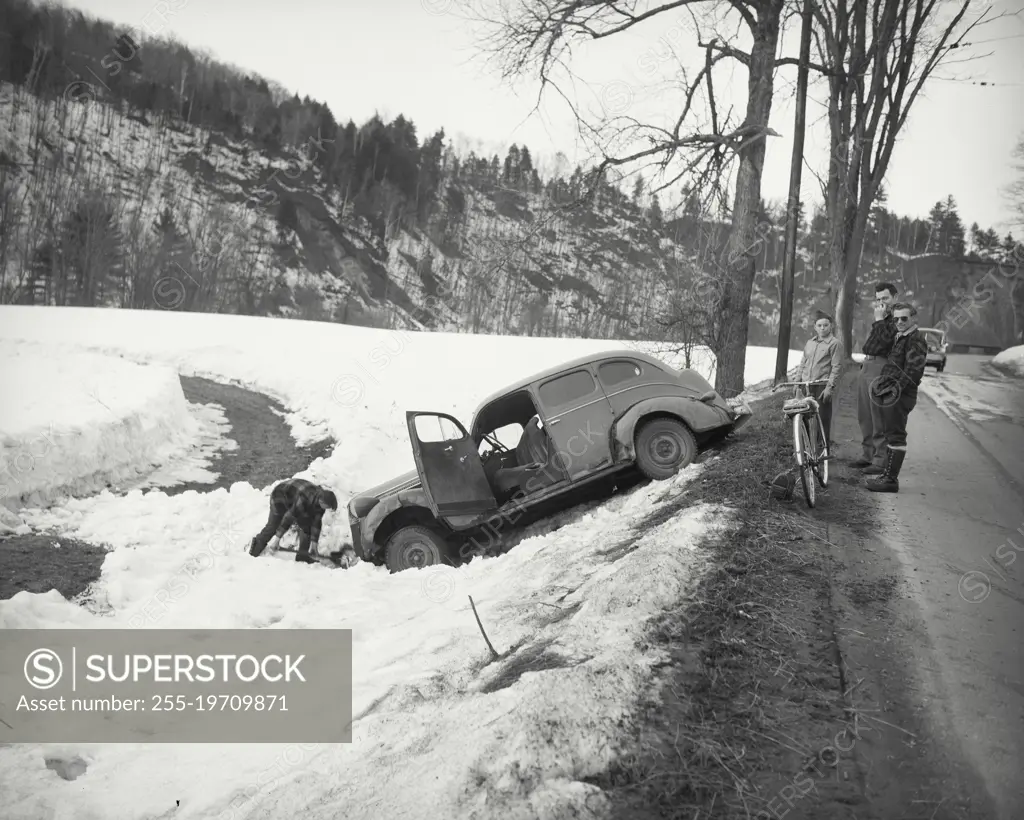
[0,0,1022,817]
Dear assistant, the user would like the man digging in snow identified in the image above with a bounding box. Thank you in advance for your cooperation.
[249,478,354,566]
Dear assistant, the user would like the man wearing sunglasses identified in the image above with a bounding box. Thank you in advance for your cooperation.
[866,303,929,493]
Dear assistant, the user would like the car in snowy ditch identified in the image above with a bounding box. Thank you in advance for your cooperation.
[345,349,754,573]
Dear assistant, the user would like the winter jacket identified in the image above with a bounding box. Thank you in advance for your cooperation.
[798,334,842,392]
[270,478,327,545]
[872,327,929,397]
[862,313,897,357]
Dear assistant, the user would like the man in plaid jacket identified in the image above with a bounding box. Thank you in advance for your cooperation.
[249,478,338,563]
[852,282,899,471]
[865,303,929,493]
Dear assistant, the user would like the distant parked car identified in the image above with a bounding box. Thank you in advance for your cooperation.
[919,327,948,371]
[346,349,754,572]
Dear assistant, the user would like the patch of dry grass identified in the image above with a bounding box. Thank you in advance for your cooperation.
[587,387,861,819]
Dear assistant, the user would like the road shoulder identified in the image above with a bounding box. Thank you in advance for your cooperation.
[593,364,998,819]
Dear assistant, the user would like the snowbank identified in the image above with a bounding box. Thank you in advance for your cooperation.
[992,345,1024,376]
[1,475,730,820]
[0,340,202,513]
[0,306,777,820]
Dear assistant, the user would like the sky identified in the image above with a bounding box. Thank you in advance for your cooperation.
[58,0,1024,234]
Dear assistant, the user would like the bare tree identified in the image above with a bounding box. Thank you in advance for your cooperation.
[808,0,995,354]
[462,0,793,396]
[647,216,734,372]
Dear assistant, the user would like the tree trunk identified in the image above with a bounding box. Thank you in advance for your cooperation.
[713,1,783,397]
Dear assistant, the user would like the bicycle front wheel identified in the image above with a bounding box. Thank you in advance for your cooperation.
[795,415,816,508]
[810,411,828,488]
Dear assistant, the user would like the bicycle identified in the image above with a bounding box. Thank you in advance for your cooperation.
[773,379,830,507]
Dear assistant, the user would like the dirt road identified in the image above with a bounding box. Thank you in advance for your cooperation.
[847,354,1024,818]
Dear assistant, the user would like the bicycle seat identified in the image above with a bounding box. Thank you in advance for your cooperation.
[783,397,818,415]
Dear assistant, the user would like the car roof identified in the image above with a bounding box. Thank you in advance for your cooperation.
[472,348,677,413]
[918,327,944,334]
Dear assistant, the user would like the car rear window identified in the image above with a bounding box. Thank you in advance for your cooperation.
[598,360,643,387]
[539,369,597,407]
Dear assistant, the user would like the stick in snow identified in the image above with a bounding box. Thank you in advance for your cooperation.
[469,595,500,660]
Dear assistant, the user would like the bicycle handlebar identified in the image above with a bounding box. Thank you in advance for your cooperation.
[773,380,827,390]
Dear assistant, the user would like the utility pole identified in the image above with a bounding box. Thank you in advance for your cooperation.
[774,0,814,385]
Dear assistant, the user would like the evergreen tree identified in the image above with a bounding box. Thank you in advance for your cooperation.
[650,194,663,229]
[503,145,520,184]
[969,222,982,255]
[519,146,534,189]
[926,196,965,256]
[417,128,445,223]
[982,228,1000,255]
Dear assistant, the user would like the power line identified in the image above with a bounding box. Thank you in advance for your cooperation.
[930,77,1024,86]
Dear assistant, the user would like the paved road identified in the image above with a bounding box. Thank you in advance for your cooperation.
[869,354,1024,818]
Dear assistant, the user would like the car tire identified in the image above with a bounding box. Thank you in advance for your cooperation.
[634,417,698,481]
[385,525,449,573]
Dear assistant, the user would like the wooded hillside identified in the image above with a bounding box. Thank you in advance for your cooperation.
[1,0,1019,349]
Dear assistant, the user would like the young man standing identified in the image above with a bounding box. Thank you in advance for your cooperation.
[249,478,338,563]
[865,303,929,493]
[796,310,842,446]
[852,283,899,472]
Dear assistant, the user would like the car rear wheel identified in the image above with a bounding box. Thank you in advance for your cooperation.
[385,525,449,573]
[634,417,698,481]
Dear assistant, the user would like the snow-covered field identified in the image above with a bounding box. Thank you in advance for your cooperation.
[0,306,796,820]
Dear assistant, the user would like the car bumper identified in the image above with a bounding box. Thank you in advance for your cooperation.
[729,400,754,432]
[348,518,366,560]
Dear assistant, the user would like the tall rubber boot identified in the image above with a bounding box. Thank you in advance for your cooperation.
[866,447,905,493]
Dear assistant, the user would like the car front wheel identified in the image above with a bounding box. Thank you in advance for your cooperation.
[634,417,698,481]
[385,525,448,573]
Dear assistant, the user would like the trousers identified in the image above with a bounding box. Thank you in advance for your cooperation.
[808,384,833,445]
[252,496,312,556]
[857,358,887,463]
[880,388,917,450]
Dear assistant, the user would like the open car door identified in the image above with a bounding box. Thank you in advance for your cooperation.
[406,411,498,521]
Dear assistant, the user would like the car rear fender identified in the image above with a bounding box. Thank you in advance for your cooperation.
[361,488,436,556]
[612,397,732,461]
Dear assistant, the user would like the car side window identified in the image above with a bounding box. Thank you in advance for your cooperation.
[538,369,598,409]
[598,360,642,387]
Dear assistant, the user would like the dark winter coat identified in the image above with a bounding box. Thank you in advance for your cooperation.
[270,478,327,545]
[862,314,898,357]
[871,328,929,398]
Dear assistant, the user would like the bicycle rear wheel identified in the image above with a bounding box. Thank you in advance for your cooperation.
[793,413,816,508]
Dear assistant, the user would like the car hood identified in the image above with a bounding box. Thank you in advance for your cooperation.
[354,468,421,501]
